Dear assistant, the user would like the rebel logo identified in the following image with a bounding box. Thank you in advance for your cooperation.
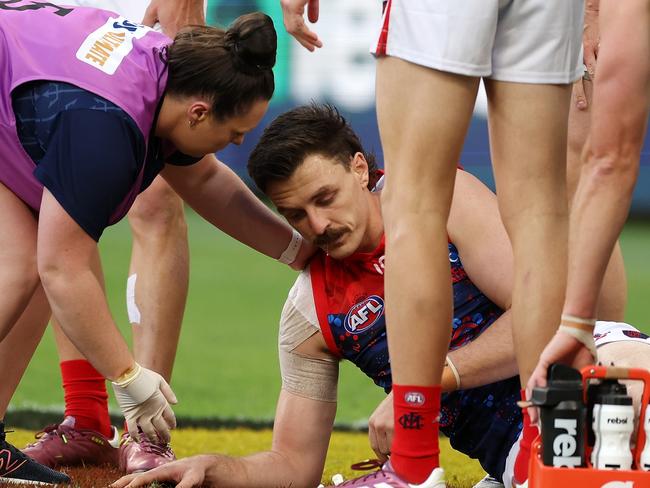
[606,417,628,425]
[344,295,384,333]
[552,418,581,468]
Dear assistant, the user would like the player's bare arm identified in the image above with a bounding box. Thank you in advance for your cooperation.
[112,389,335,488]
[142,0,206,38]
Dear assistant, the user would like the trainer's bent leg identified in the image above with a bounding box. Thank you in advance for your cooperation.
[485,80,572,385]
[127,176,189,382]
[0,183,41,341]
[0,285,51,417]
[564,0,650,320]
[377,56,479,483]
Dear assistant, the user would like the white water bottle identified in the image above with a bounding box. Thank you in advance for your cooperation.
[591,391,635,470]
[640,405,650,471]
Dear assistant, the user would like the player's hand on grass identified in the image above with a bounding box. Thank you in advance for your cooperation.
[142,0,205,38]
[281,0,323,51]
[111,455,216,488]
[112,364,178,443]
[526,330,595,423]
[368,392,393,462]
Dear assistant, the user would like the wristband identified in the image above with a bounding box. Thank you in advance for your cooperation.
[445,356,461,390]
[113,362,141,387]
[558,324,597,358]
[278,229,303,265]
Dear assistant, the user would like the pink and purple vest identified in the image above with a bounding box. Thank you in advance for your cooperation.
[0,2,169,221]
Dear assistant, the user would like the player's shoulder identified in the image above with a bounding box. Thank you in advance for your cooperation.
[288,265,313,302]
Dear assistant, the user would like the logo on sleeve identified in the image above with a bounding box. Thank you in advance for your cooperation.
[344,295,384,334]
[76,17,153,75]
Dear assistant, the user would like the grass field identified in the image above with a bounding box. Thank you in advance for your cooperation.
[9,213,650,424]
[10,428,486,487]
[5,209,650,487]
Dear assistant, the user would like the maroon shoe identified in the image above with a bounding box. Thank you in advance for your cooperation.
[23,416,119,468]
[118,432,175,474]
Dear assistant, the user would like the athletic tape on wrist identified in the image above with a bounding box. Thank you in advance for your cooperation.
[445,356,461,390]
[558,324,597,358]
[278,229,303,265]
[561,313,596,327]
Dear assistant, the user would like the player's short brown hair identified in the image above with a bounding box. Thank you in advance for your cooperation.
[248,103,379,192]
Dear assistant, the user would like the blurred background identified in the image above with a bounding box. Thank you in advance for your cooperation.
[9,0,650,429]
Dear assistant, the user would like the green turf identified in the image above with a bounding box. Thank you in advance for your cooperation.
[10,428,487,487]
[8,212,650,425]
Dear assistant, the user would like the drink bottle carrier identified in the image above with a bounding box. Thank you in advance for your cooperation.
[529,365,650,488]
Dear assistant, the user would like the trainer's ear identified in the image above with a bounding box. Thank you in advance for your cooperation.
[351,152,369,188]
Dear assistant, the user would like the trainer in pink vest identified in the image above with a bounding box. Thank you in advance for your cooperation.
[0,1,169,221]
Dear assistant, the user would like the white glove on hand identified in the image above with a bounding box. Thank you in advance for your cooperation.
[112,363,177,443]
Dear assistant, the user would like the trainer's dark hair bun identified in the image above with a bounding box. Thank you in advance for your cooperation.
[226,13,277,75]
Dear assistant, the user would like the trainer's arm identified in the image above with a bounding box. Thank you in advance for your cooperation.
[37,189,134,380]
[162,154,313,269]
[111,389,336,488]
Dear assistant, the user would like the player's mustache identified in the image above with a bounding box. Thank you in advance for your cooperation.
[314,228,348,247]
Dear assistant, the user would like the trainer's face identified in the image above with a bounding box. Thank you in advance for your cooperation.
[267,153,372,259]
[172,99,269,157]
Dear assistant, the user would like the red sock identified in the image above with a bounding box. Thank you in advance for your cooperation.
[390,384,441,484]
[514,389,539,485]
[60,359,112,438]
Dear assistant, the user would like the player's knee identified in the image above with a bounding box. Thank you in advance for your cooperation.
[128,179,186,236]
[584,147,639,190]
[11,256,40,297]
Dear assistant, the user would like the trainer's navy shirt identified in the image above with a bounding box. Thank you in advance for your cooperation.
[12,81,200,240]
[310,235,522,481]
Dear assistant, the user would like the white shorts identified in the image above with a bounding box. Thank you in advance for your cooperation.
[372,0,584,84]
[501,321,650,487]
[594,320,650,348]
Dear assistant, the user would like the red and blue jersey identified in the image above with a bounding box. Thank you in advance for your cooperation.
[310,235,522,481]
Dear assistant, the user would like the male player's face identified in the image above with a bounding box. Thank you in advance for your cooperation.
[267,153,372,259]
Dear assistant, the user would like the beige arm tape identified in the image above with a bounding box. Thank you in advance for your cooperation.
[279,349,339,403]
[278,273,339,403]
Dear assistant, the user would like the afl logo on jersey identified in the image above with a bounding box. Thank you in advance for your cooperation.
[344,295,384,334]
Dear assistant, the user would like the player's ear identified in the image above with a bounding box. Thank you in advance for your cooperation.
[351,152,369,188]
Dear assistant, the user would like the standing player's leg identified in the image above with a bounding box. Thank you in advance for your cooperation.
[566,78,626,321]
[118,176,187,473]
[483,2,583,485]
[485,80,572,488]
[486,80,572,385]
[126,176,189,382]
[378,55,479,485]
[563,0,650,323]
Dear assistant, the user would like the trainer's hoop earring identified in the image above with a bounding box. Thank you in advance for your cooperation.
[189,119,197,128]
